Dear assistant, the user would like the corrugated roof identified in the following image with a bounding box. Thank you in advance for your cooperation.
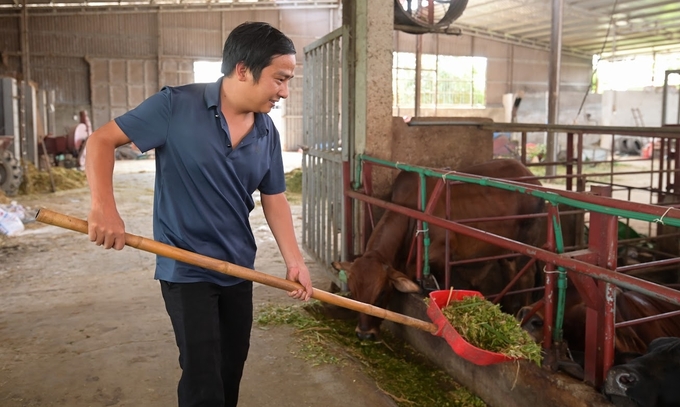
[454,0,680,59]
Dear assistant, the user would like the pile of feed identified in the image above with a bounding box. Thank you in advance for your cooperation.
[438,295,542,365]
[285,168,302,193]
[19,163,88,194]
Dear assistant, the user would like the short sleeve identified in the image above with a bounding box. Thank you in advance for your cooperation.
[257,125,286,195]
[114,87,172,153]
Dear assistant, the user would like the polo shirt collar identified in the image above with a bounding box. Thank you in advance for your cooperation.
[203,76,270,137]
[204,77,222,109]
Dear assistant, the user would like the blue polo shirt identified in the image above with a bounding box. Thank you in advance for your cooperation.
[114,77,286,286]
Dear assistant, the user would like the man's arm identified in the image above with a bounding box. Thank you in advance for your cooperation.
[260,192,313,301]
[85,120,133,250]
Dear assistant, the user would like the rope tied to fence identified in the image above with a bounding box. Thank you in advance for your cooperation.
[543,265,567,275]
[653,206,674,225]
[440,170,456,182]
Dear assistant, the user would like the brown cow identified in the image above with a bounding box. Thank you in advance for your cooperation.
[517,285,680,359]
[332,159,545,340]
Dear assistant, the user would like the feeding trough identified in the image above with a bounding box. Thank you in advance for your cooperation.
[427,290,517,365]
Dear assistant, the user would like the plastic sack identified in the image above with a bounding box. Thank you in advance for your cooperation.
[0,207,25,236]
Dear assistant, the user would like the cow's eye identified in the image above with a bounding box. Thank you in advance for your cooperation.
[532,319,544,329]
[376,289,387,304]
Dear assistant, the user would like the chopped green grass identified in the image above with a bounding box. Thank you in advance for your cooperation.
[437,296,542,366]
[255,301,486,407]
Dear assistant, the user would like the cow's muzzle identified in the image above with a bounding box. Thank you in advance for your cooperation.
[355,326,379,341]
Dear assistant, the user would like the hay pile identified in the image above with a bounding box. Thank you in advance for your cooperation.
[285,168,302,194]
[440,295,542,365]
[0,190,9,204]
[19,163,88,195]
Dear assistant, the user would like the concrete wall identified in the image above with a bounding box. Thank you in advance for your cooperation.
[601,88,680,127]
[391,117,492,170]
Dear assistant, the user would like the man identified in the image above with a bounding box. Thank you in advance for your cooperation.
[85,22,313,407]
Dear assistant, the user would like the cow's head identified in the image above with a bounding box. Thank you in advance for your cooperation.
[516,302,546,345]
[332,255,420,340]
[603,337,680,407]
[516,287,588,352]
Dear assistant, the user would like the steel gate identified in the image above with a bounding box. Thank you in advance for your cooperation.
[301,27,349,287]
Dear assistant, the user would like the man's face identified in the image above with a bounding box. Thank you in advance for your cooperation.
[247,54,296,113]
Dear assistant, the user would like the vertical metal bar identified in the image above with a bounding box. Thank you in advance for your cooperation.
[602,281,617,380]
[585,185,618,387]
[566,132,573,191]
[662,70,669,125]
[320,45,328,265]
[576,133,584,192]
[415,35,422,117]
[543,204,558,352]
[660,138,667,198]
[324,158,331,265]
[343,161,353,260]
[362,163,374,252]
[341,27,351,261]
[19,0,31,189]
[416,174,425,281]
[322,43,329,151]
[546,0,564,177]
[445,180,451,289]
[302,48,311,251]
[673,138,680,195]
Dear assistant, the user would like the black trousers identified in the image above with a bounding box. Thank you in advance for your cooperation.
[160,280,253,407]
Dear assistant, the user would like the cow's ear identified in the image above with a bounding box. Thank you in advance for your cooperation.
[331,261,353,273]
[387,267,421,293]
[614,351,643,365]
[647,337,680,353]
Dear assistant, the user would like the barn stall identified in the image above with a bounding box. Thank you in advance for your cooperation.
[2,0,680,406]
[301,0,680,406]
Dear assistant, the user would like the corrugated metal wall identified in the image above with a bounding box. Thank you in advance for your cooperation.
[0,8,336,148]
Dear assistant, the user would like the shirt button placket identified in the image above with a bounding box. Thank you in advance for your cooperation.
[216,113,232,150]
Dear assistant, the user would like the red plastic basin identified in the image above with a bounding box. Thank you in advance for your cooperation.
[427,289,516,366]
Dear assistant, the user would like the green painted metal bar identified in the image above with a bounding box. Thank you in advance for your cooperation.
[418,173,431,277]
[354,154,680,228]
[551,211,568,343]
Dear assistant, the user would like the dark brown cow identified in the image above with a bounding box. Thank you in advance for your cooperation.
[332,159,545,340]
[603,336,680,407]
[517,286,680,358]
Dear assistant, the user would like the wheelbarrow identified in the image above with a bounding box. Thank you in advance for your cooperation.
[35,208,516,365]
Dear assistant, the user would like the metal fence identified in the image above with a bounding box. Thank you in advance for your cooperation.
[301,27,349,287]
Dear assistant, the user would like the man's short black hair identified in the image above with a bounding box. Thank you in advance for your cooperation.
[221,21,296,83]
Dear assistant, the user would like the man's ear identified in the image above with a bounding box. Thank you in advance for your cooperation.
[387,266,420,293]
[235,61,249,81]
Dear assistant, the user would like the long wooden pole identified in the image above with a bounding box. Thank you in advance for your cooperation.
[35,208,438,334]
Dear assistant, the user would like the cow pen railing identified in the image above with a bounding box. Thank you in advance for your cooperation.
[407,120,680,280]
[344,154,680,387]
